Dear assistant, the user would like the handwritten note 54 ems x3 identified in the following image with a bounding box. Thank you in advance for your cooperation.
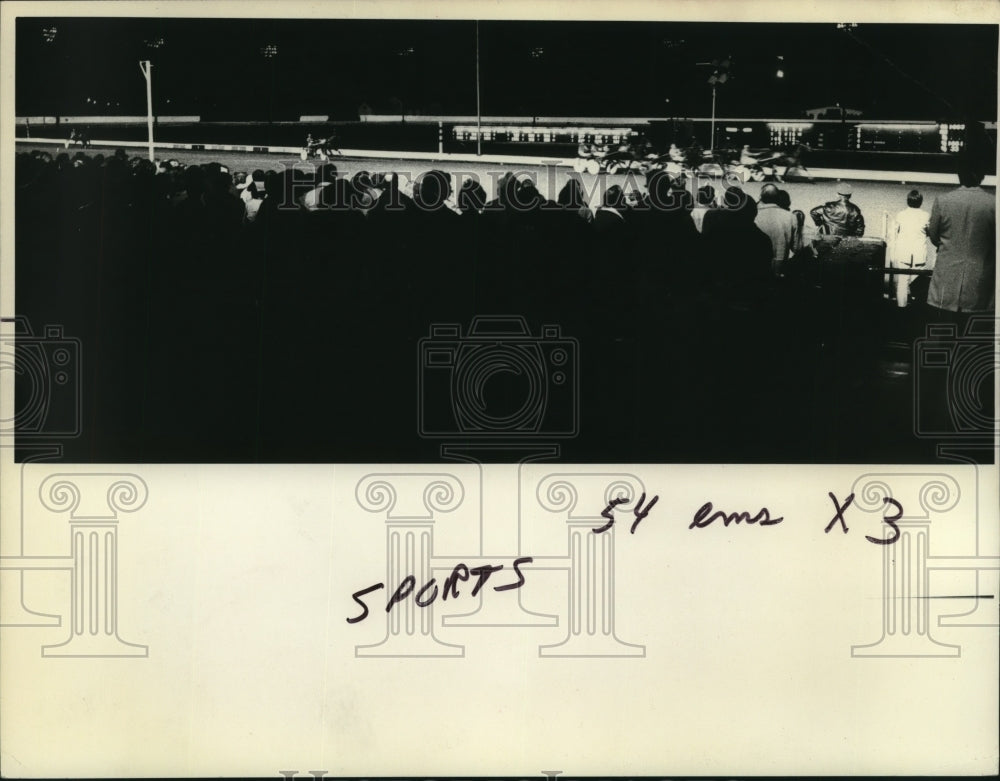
[346,490,903,623]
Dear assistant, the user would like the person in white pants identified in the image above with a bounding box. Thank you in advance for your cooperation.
[890,189,931,307]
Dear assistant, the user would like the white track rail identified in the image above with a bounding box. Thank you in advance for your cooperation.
[15,136,997,186]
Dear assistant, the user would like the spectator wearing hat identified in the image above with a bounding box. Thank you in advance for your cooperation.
[236,169,266,204]
[235,171,252,199]
[754,183,798,276]
[926,164,995,314]
[242,180,266,224]
[810,182,865,237]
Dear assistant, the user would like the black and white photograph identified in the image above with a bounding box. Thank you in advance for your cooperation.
[1,2,998,779]
[7,5,996,464]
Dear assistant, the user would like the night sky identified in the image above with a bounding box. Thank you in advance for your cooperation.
[15,18,999,121]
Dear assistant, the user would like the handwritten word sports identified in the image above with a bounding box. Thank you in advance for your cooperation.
[347,557,532,623]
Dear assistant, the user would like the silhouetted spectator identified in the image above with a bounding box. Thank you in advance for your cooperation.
[755,183,797,276]
[458,178,487,216]
[413,169,459,219]
[556,178,593,223]
[690,184,716,233]
[594,184,627,236]
[703,186,773,299]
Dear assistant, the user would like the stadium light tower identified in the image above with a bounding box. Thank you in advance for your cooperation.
[261,44,279,129]
[476,20,481,156]
[529,46,545,124]
[139,60,154,162]
[698,57,732,151]
[395,46,415,122]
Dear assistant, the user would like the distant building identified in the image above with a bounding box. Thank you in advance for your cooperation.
[804,105,863,120]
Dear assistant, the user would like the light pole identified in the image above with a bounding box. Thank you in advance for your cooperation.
[139,36,167,162]
[395,47,415,122]
[698,57,731,151]
[261,44,278,130]
[476,21,481,156]
[529,46,544,125]
[709,83,717,151]
[139,60,154,162]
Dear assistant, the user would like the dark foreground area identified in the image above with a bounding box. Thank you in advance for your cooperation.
[12,150,995,464]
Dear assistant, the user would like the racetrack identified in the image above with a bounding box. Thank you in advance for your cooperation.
[17,141,993,245]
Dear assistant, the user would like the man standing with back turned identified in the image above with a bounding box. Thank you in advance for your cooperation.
[755,183,797,276]
[810,182,865,237]
[926,164,996,315]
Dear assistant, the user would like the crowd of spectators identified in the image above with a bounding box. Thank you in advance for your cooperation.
[15,147,963,462]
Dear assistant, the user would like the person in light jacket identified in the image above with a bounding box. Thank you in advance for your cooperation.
[926,165,995,314]
[889,189,931,308]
